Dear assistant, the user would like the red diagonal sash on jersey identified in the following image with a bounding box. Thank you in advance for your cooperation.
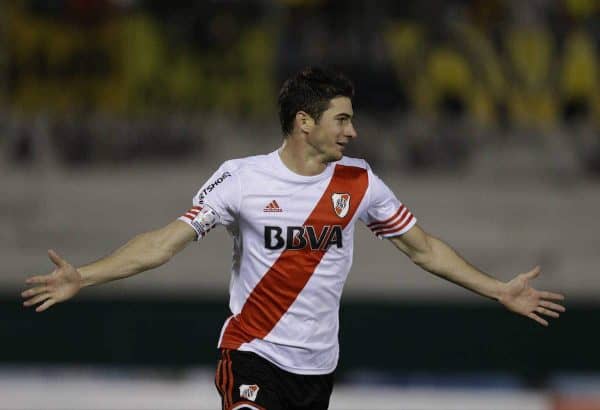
[220,165,369,349]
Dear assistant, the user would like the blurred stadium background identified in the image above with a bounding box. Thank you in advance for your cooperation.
[1,0,600,409]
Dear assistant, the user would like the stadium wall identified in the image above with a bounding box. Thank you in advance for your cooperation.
[3,296,598,381]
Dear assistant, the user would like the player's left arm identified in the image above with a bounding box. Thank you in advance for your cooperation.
[388,224,566,326]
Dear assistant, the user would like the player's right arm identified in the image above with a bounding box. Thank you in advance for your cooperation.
[23,159,240,313]
[22,220,196,312]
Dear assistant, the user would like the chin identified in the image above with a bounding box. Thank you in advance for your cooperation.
[330,151,344,161]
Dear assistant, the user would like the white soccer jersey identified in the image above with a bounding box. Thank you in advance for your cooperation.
[178,150,416,375]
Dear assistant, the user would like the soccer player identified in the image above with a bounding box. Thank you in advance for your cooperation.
[22,67,565,410]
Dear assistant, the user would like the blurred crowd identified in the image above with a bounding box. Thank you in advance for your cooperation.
[1,0,599,173]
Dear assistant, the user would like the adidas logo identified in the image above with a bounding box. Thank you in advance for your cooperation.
[264,200,283,213]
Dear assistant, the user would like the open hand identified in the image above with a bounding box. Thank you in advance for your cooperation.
[22,250,82,312]
[499,266,565,326]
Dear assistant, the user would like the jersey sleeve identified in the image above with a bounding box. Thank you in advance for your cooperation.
[359,165,417,238]
[178,161,241,241]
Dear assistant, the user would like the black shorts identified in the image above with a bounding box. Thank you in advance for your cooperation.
[214,349,335,410]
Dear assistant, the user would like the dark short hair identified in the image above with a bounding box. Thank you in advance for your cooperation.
[278,67,355,136]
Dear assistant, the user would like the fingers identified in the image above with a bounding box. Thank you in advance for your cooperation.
[48,249,67,268]
[21,286,48,298]
[536,306,560,318]
[36,299,56,312]
[25,275,52,285]
[23,293,51,307]
[540,291,565,301]
[528,312,548,327]
[532,293,566,324]
[524,266,541,280]
[540,300,566,313]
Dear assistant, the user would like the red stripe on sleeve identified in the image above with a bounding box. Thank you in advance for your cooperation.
[181,206,202,221]
[367,205,405,229]
[370,207,410,232]
[373,214,415,236]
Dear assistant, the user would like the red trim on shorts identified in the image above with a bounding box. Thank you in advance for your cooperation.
[218,350,231,409]
[226,350,234,408]
[228,401,266,410]
[215,358,225,407]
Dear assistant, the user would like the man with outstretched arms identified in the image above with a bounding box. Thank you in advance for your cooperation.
[23,67,566,410]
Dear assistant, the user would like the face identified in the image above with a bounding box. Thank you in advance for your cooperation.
[303,96,357,162]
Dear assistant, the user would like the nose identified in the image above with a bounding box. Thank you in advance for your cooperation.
[346,122,357,139]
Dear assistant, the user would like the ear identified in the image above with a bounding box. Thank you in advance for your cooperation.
[295,111,314,133]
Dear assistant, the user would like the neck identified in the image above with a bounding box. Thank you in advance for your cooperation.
[278,136,329,176]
